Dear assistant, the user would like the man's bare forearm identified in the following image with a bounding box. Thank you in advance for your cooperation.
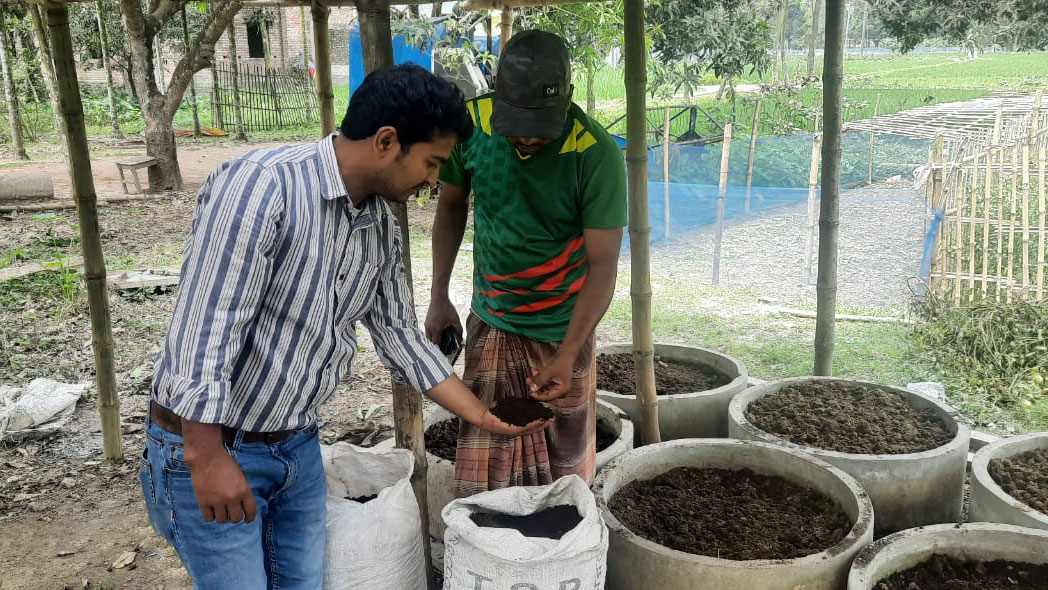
[431,184,469,297]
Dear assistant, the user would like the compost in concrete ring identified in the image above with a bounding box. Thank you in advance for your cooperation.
[872,554,1048,589]
[988,448,1048,514]
[469,505,582,540]
[489,396,554,426]
[609,466,852,560]
[745,380,953,454]
[597,353,730,395]
[425,416,621,463]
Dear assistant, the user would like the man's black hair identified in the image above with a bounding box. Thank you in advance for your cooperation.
[340,64,473,151]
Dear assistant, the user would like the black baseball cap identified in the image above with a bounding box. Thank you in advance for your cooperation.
[492,30,572,140]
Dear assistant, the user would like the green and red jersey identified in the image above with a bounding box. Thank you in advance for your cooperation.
[439,94,627,342]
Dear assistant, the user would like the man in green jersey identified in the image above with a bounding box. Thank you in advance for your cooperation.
[425,30,627,495]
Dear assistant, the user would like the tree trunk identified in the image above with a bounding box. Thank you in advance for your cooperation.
[300,6,310,66]
[181,7,202,138]
[624,0,659,445]
[30,5,65,138]
[95,1,123,138]
[860,1,868,56]
[777,0,789,83]
[585,65,595,116]
[357,2,433,586]
[807,0,821,78]
[843,0,852,50]
[311,0,334,135]
[143,102,182,189]
[45,0,123,462]
[259,14,284,128]
[432,0,442,18]
[228,21,247,141]
[815,0,843,375]
[0,6,28,160]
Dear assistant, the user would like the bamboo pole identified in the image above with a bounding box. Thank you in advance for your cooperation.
[928,134,945,292]
[1006,145,1019,300]
[624,0,659,445]
[805,131,822,285]
[181,6,202,138]
[44,0,123,461]
[814,0,843,376]
[746,99,761,187]
[994,109,1005,300]
[500,5,514,46]
[0,5,28,160]
[867,93,881,184]
[663,106,670,239]
[1038,139,1046,300]
[311,0,335,135]
[712,123,733,286]
[995,155,1006,300]
[1022,143,1031,295]
[981,148,992,298]
[746,98,761,216]
[952,167,967,305]
[967,156,979,299]
[228,21,248,141]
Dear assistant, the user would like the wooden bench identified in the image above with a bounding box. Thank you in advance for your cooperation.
[116,156,158,195]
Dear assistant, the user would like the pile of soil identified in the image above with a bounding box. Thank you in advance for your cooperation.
[490,397,554,426]
[874,554,1048,589]
[989,448,1048,514]
[597,353,730,396]
[609,467,852,560]
[595,420,618,452]
[470,505,582,540]
[426,419,460,462]
[745,381,954,454]
[346,494,378,503]
[426,416,618,463]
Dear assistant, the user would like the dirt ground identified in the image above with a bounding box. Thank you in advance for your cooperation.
[0,138,471,590]
[3,139,288,201]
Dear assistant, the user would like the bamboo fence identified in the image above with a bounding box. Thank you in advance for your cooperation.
[213,63,318,131]
[927,92,1048,304]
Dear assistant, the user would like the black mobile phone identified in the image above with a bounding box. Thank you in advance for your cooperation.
[439,326,462,365]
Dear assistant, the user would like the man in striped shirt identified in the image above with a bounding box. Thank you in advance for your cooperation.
[141,65,550,590]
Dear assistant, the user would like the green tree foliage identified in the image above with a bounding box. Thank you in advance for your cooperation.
[645,0,774,97]
[872,0,1048,51]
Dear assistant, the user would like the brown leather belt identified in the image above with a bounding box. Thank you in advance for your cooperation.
[149,400,296,445]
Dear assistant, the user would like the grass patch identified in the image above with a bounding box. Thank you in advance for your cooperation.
[600,281,934,388]
[913,295,1048,434]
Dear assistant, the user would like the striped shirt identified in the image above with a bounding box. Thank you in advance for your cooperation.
[151,135,453,432]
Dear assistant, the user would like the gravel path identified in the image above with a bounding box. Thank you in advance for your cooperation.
[641,186,927,310]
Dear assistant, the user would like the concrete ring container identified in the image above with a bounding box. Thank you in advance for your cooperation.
[379,400,635,540]
[847,523,1048,589]
[596,398,635,472]
[594,439,874,590]
[596,342,748,440]
[728,377,970,536]
[970,431,1048,530]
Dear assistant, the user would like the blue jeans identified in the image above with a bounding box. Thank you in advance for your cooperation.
[140,421,327,590]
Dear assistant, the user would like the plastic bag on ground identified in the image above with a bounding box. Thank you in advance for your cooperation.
[321,442,426,590]
[442,475,608,590]
[0,378,89,443]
